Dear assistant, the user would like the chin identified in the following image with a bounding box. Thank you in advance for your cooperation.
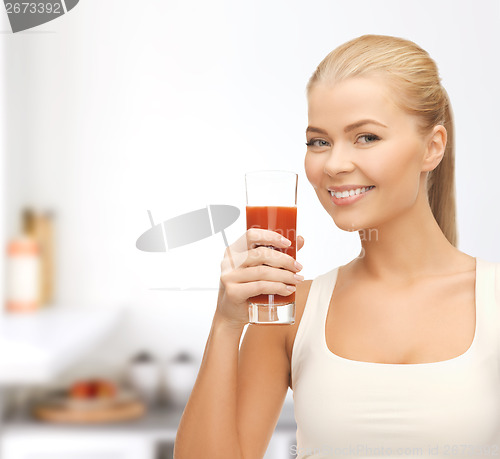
[329,211,375,233]
[335,220,366,233]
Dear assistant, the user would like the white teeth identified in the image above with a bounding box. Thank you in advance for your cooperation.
[331,186,374,198]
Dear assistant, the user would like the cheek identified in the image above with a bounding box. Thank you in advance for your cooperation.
[371,143,421,186]
[304,153,324,189]
[372,144,423,203]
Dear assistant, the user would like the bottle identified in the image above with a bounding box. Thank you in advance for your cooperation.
[5,208,42,312]
[31,211,55,306]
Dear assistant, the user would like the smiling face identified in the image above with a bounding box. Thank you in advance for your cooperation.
[305,76,440,233]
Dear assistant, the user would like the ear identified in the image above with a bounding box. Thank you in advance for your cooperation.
[421,125,447,172]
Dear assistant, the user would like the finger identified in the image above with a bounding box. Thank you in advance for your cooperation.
[241,246,299,272]
[227,228,288,254]
[236,280,297,301]
[232,265,304,286]
[297,235,305,251]
[221,245,287,273]
[244,228,293,251]
[221,244,299,274]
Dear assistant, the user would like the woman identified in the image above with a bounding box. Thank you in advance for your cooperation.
[175,35,500,458]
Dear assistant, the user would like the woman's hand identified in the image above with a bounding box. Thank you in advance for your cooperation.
[215,229,305,328]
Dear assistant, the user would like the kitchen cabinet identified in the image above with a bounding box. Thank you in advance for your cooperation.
[0,306,298,458]
[2,432,155,459]
[1,403,297,459]
[0,306,127,457]
[0,306,123,384]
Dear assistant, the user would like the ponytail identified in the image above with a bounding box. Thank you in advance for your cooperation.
[426,90,457,247]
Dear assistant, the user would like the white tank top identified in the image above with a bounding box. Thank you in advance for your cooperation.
[291,257,500,458]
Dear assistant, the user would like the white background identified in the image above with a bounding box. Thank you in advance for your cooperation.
[1,0,500,373]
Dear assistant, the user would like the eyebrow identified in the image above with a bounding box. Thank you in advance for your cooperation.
[306,119,388,135]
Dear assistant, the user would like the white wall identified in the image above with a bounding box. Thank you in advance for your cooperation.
[1,0,500,374]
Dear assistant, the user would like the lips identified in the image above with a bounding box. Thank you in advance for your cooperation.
[328,184,375,193]
[330,185,375,198]
[329,185,376,206]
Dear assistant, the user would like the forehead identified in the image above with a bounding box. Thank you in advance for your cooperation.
[307,77,403,127]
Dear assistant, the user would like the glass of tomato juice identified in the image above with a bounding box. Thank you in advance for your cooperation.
[245,170,298,324]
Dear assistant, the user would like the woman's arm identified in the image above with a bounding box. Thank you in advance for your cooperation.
[236,316,296,457]
[174,311,247,458]
[173,230,304,458]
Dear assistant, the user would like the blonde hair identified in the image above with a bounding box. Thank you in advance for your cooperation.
[307,35,457,247]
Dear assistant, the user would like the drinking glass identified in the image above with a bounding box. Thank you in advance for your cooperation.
[245,170,298,324]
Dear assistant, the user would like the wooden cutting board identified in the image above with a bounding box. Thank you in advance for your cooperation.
[33,399,146,424]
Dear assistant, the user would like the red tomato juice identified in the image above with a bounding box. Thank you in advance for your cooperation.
[246,206,297,305]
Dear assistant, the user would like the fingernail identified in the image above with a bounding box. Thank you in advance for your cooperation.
[286,285,296,292]
[294,261,303,270]
[294,274,304,281]
[281,237,291,246]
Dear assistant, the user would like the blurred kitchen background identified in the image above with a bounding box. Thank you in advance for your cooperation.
[0,1,499,458]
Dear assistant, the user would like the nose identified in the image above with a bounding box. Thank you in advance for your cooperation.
[323,143,356,177]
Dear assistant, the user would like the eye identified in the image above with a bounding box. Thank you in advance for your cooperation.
[305,138,330,148]
[356,134,380,145]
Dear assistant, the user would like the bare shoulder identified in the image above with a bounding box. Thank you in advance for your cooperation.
[285,279,313,388]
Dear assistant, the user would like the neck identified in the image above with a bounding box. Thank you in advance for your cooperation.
[353,192,462,283]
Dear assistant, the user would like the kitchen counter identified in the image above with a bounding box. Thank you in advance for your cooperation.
[1,402,297,459]
[0,306,123,384]
[3,399,296,438]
